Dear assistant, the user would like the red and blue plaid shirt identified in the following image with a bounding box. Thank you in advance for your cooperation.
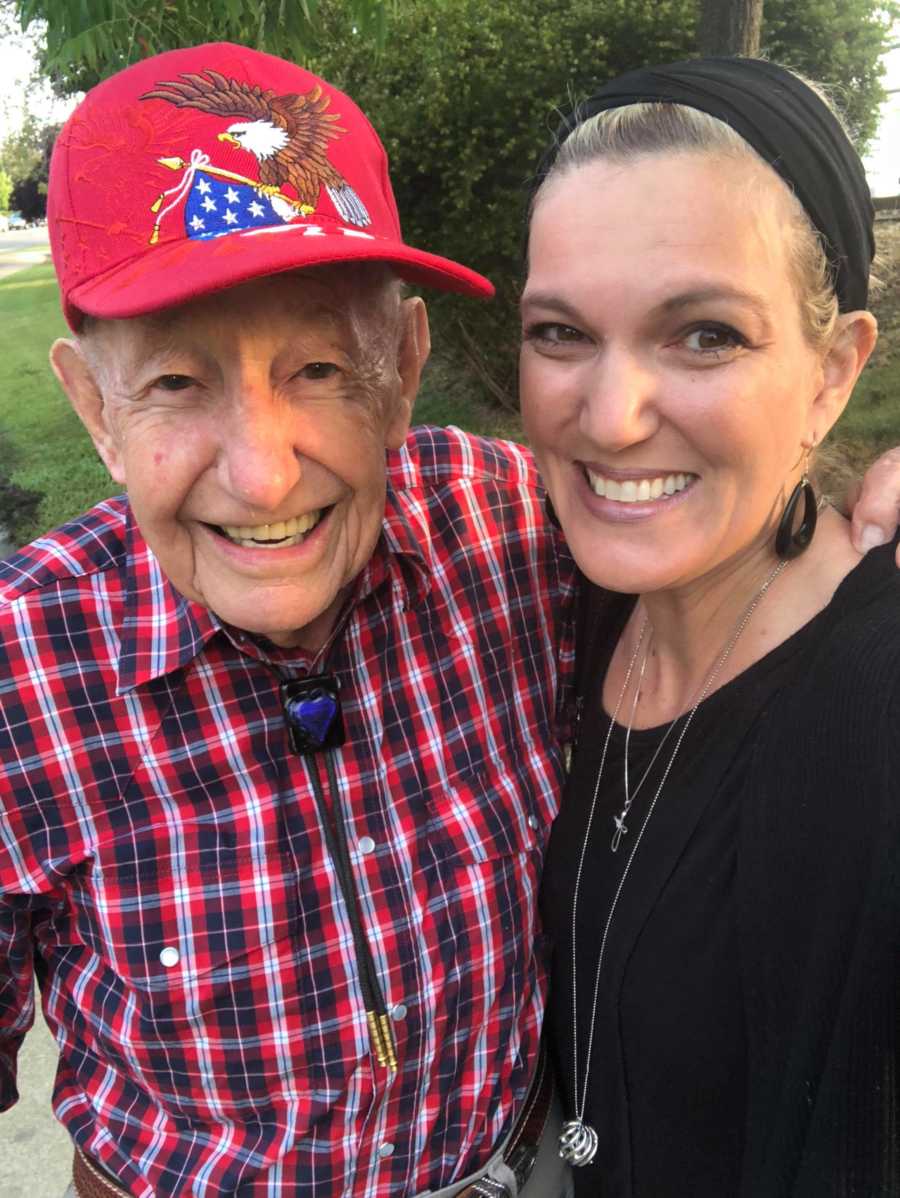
[0,427,576,1197]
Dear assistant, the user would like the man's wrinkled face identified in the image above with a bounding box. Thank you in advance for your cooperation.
[55,271,427,649]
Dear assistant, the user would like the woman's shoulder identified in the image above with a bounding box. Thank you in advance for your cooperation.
[804,537,900,692]
[754,540,900,824]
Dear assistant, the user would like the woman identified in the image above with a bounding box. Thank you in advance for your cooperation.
[525,59,898,1197]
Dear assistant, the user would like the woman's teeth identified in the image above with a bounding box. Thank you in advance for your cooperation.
[220,510,321,548]
[585,470,694,502]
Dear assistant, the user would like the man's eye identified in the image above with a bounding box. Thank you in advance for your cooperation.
[296,362,339,380]
[682,325,746,355]
[153,375,195,391]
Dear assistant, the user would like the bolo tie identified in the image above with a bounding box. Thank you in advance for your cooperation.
[280,673,398,1072]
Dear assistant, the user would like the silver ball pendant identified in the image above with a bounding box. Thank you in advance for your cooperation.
[558,1118,599,1166]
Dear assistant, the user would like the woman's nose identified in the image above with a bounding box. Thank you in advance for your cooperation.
[579,346,660,452]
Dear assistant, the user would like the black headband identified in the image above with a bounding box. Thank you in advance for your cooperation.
[533,57,874,311]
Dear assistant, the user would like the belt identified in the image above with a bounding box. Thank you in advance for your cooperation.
[454,1042,554,1198]
[71,1050,554,1198]
[73,1145,130,1198]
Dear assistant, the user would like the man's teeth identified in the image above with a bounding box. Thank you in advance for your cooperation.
[585,471,694,502]
[221,511,321,548]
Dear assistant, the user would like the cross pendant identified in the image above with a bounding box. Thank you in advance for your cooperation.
[611,812,628,852]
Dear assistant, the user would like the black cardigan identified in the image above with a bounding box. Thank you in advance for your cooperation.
[560,541,900,1197]
[736,543,899,1197]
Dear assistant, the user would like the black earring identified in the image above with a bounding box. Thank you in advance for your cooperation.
[775,473,818,558]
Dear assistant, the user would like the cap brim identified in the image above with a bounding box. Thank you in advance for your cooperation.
[65,223,494,327]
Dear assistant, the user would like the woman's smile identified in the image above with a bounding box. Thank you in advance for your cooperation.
[521,150,826,596]
[575,462,699,522]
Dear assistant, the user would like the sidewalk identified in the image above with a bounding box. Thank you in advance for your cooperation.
[0,247,51,283]
[0,1004,71,1198]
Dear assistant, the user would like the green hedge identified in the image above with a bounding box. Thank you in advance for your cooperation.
[306,0,896,406]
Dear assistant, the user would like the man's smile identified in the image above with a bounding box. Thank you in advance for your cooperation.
[208,508,327,548]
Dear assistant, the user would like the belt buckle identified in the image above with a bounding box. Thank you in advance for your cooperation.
[507,1141,538,1189]
[467,1181,511,1198]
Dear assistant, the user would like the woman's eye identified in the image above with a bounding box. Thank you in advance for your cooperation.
[153,374,195,391]
[296,362,339,380]
[524,322,587,347]
[682,325,745,355]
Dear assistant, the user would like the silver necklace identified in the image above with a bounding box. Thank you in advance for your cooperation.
[560,557,789,1168]
[611,630,681,852]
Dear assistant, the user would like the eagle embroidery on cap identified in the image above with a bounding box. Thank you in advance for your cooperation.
[140,70,371,245]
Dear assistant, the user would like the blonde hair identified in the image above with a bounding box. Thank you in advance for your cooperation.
[534,101,841,349]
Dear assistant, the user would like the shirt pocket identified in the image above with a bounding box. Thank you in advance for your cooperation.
[420,757,545,869]
[64,856,314,1115]
[411,759,548,1059]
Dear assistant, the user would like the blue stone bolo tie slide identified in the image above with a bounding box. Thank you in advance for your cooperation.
[281,675,345,755]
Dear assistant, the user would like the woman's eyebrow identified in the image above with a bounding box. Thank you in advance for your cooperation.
[519,291,583,321]
[656,286,770,321]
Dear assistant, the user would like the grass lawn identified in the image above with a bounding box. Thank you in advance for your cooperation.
[1,259,899,549]
[0,264,118,544]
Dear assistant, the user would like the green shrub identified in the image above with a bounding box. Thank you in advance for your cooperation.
[307,0,895,407]
[308,0,698,406]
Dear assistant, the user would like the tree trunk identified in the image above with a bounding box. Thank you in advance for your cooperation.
[698,0,764,57]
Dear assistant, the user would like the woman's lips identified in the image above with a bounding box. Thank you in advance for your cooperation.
[583,466,698,503]
[570,464,699,522]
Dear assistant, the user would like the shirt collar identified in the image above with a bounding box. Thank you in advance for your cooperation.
[367,478,432,611]
[115,512,221,694]
[115,485,432,693]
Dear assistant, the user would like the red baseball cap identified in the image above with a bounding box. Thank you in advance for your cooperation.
[48,42,494,330]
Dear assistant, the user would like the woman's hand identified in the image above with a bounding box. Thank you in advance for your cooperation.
[850,446,900,565]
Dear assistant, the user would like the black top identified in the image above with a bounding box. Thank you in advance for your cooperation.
[541,541,900,1198]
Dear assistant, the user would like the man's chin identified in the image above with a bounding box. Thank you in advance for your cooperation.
[202,587,346,653]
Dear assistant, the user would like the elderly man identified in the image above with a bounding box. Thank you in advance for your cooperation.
[0,43,573,1198]
[1,40,898,1198]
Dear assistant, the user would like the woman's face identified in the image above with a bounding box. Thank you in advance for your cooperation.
[520,151,829,594]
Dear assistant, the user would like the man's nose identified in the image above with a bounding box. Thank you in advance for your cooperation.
[217,389,302,511]
[580,345,660,451]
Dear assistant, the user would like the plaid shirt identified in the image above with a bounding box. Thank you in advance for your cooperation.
[0,427,576,1198]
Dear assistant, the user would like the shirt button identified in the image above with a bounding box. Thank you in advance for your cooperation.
[358,836,376,855]
[390,1003,408,1021]
[527,814,540,831]
[377,1142,395,1159]
[159,946,180,968]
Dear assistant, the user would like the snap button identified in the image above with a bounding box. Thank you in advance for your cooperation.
[377,1142,394,1159]
[358,836,376,855]
[390,1003,408,1021]
[527,814,540,831]
[159,946,180,968]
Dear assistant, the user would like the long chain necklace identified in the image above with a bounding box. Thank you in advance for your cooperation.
[611,632,679,852]
[559,557,789,1168]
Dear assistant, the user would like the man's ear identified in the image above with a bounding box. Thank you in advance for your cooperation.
[808,310,878,442]
[49,338,126,485]
[384,297,430,450]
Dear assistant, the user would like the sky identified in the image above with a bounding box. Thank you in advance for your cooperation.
[0,22,899,196]
[0,30,78,146]
[863,40,900,196]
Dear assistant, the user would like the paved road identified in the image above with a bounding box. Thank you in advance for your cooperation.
[0,227,51,281]
[0,1008,71,1197]
[0,224,71,1194]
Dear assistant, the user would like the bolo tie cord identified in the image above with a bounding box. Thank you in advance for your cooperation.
[306,751,398,1072]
